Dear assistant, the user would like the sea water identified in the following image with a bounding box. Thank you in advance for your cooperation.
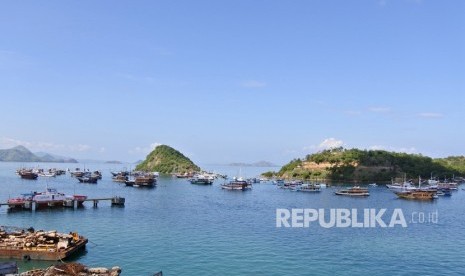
[1,162,465,275]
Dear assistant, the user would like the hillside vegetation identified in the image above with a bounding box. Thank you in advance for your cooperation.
[273,147,465,182]
[136,145,200,174]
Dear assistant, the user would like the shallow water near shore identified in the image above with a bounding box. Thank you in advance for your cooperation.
[1,162,465,275]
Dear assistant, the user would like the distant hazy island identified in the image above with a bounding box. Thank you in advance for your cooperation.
[0,145,78,163]
[229,161,278,167]
[105,160,123,164]
[263,147,465,182]
[136,144,200,174]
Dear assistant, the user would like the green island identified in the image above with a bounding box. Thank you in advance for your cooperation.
[263,147,465,182]
[135,144,200,174]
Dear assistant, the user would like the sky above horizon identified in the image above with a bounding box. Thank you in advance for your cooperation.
[0,0,464,165]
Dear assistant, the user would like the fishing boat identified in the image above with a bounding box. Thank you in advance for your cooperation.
[221,178,252,191]
[335,186,370,196]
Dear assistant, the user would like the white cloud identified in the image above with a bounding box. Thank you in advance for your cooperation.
[129,142,162,155]
[0,137,91,152]
[304,138,345,152]
[417,112,444,118]
[369,145,417,154]
[319,138,344,149]
[99,147,106,153]
[368,106,391,113]
[241,80,267,88]
[150,142,162,150]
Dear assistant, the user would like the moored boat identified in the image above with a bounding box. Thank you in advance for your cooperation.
[296,184,321,193]
[335,186,369,196]
[7,188,87,209]
[18,170,38,180]
[189,175,213,185]
[77,176,98,184]
[395,189,437,200]
[221,178,251,191]
[0,226,87,261]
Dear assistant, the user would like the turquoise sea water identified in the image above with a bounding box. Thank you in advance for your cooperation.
[1,162,465,275]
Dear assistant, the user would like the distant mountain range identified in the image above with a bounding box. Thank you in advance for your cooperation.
[229,161,278,167]
[0,146,78,163]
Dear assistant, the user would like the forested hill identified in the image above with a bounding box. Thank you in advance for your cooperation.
[135,145,200,174]
[273,147,465,182]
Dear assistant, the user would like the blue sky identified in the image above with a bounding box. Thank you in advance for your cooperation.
[0,0,464,165]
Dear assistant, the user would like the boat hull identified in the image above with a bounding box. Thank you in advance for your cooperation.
[0,238,87,261]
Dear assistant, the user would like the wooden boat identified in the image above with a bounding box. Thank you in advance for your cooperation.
[135,175,156,187]
[18,170,38,180]
[112,175,128,183]
[0,227,87,261]
[395,189,436,200]
[335,186,369,196]
[221,178,251,191]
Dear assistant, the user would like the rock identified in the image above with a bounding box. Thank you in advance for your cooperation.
[87,267,109,274]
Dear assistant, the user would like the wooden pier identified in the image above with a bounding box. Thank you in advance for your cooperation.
[0,196,125,211]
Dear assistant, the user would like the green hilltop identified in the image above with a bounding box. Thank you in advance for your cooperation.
[266,147,465,182]
[135,145,200,174]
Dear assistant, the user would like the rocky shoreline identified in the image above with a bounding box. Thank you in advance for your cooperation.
[18,263,121,276]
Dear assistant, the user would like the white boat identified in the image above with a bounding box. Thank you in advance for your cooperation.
[368,183,378,187]
[8,188,87,209]
[315,183,327,188]
[296,184,321,193]
[335,186,369,197]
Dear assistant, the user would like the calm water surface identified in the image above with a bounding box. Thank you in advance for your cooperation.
[1,162,465,275]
